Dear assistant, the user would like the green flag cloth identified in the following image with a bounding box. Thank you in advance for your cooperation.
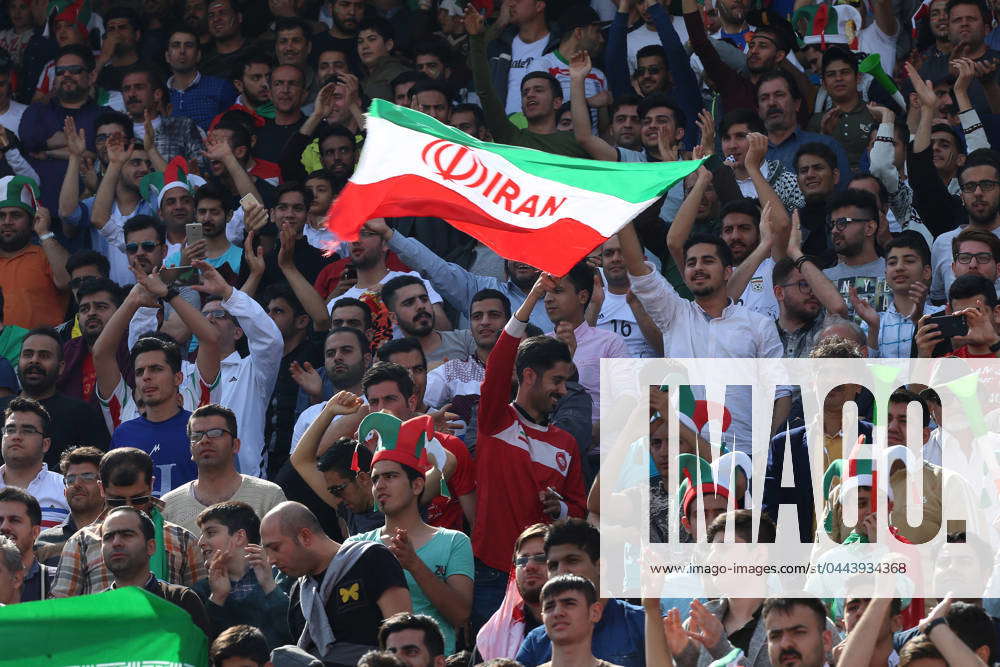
[0,587,208,665]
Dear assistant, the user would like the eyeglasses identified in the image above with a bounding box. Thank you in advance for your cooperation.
[827,217,871,231]
[188,427,232,443]
[55,64,87,76]
[106,494,152,507]
[779,279,814,294]
[125,240,159,254]
[2,424,42,436]
[203,309,229,320]
[69,276,95,290]
[960,179,1000,193]
[327,480,354,498]
[955,252,995,265]
[635,65,662,77]
[64,472,99,486]
[94,132,120,145]
[515,554,547,568]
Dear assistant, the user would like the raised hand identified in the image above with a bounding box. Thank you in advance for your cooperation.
[662,607,693,655]
[429,403,461,434]
[243,229,265,277]
[142,109,157,153]
[289,360,323,397]
[866,102,895,125]
[787,208,803,259]
[106,133,133,165]
[314,82,339,119]
[744,132,768,171]
[820,108,841,136]
[951,57,976,97]
[569,50,592,82]
[323,390,365,416]
[554,320,578,358]
[244,544,276,594]
[905,61,937,111]
[849,286,880,329]
[207,549,232,604]
[33,205,51,237]
[387,527,421,571]
[914,313,943,358]
[203,131,234,162]
[695,109,715,155]
[244,201,269,233]
[190,259,231,298]
[64,116,86,157]
[687,599,724,649]
[277,222,296,269]
[463,4,484,36]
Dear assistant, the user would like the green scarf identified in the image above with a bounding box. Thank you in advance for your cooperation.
[254,101,276,120]
[150,506,167,580]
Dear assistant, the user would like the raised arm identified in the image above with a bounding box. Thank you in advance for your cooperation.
[744,132,791,247]
[203,130,264,205]
[787,210,849,317]
[142,111,169,172]
[35,206,69,291]
[570,51,619,161]
[58,116,85,219]
[465,5,518,144]
[91,134,130,230]
[619,220,653,277]
[605,0,632,97]
[666,167,712,269]
[276,221,332,330]
[728,200,776,299]
[647,0,702,147]
[290,391,366,506]
[94,279,158,400]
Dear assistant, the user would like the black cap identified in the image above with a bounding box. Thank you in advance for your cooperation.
[558,3,606,35]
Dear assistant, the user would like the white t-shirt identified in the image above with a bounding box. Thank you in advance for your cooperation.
[290,395,369,454]
[0,100,26,137]
[534,50,607,131]
[858,21,898,81]
[735,256,779,320]
[326,270,444,314]
[595,285,657,358]
[506,33,550,115]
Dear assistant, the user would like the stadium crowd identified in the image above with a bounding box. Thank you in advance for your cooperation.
[2,0,1000,663]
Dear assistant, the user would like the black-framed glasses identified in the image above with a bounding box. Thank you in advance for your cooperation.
[959,179,1000,193]
[64,472,99,486]
[779,279,814,294]
[827,217,871,232]
[106,494,152,507]
[69,276,96,291]
[188,427,232,443]
[327,480,354,498]
[635,65,662,77]
[55,64,87,76]
[2,424,42,436]
[125,240,159,254]
[515,554,547,568]
[955,252,995,265]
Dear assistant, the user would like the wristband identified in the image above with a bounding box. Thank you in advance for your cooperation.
[964,123,984,134]
[924,617,948,635]
[990,339,1000,353]
[793,256,811,270]
[38,232,54,242]
[874,136,895,143]
[163,287,180,302]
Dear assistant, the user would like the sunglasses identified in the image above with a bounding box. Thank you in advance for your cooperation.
[64,472,99,486]
[55,64,88,76]
[327,480,353,498]
[106,494,152,507]
[826,217,871,232]
[635,65,662,77]
[125,240,159,254]
[189,427,232,443]
[515,554,547,568]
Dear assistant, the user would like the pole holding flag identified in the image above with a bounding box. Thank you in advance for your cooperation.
[324,100,704,276]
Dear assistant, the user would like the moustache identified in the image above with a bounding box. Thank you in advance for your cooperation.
[126,97,141,105]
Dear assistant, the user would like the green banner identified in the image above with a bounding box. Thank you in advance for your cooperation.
[0,587,208,666]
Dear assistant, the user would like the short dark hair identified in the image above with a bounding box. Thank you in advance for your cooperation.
[946,601,995,660]
[946,0,989,22]
[795,141,838,173]
[105,5,142,30]
[949,273,998,308]
[408,79,453,105]
[885,231,931,267]
[378,612,446,657]
[59,445,104,474]
[100,447,154,487]
[953,227,1000,260]
[318,123,358,148]
[210,625,270,667]
[755,68,801,101]
[821,45,858,75]
[275,181,313,208]
[317,437,371,475]
[130,335,182,374]
[197,501,261,543]
[0,486,41,526]
[706,509,776,543]
[4,396,51,436]
[122,215,166,243]
[122,64,166,100]
[888,389,931,428]
[522,70,562,99]
[390,70,427,93]
[636,44,667,63]
[683,233,735,267]
[95,110,135,140]
[305,168,341,192]
[899,635,943,665]
[190,403,238,439]
[848,173,890,209]
[413,39,452,65]
[331,298,373,329]
[610,93,641,118]
[106,506,155,541]
[564,261,595,307]
[327,326,369,354]
[471,288,512,319]
[362,361,414,399]
[358,651,407,667]
[720,199,761,227]
[381,274,426,311]
[637,93,686,130]
[377,337,427,368]
[544,518,599,563]
[515,336,572,382]
[275,16,311,38]
[66,249,111,278]
[232,52,273,82]
[76,276,123,307]
[541,573,598,606]
[762,597,829,631]
[826,188,878,221]
[214,121,251,151]
[452,103,485,130]
[358,16,394,42]
[167,27,200,47]
[195,183,233,213]
[23,327,63,362]
[57,43,95,71]
[263,282,306,318]
[720,108,765,136]
[958,148,1000,182]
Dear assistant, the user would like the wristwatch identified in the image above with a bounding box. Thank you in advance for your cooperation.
[989,338,1000,354]
[162,287,180,303]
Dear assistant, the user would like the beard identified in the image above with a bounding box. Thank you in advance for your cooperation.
[968,201,1000,226]
[0,228,30,252]
[56,81,88,104]
[330,359,365,389]
[18,363,58,396]
[400,311,434,337]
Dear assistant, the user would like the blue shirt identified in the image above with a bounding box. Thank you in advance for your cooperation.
[168,72,238,130]
[65,196,154,286]
[110,409,197,496]
[766,128,852,189]
[165,243,243,273]
[516,597,646,667]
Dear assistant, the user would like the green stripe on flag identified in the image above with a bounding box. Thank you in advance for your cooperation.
[368,99,705,205]
[0,587,208,665]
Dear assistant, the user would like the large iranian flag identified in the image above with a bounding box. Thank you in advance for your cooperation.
[0,587,208,665]
[326,100,704,275]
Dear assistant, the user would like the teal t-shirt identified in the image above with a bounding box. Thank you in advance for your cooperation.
[0,325,27,367]
[165,243,243,274]
[346,527,474,654]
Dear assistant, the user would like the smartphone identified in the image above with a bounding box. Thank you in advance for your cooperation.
[158,265,202,287]
[239,192,260,212]
[185,223,204,245]
[342,263,357,281]
[927,312,969,339]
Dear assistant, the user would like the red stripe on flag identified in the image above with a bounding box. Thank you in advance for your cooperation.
[325,175,609,275]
